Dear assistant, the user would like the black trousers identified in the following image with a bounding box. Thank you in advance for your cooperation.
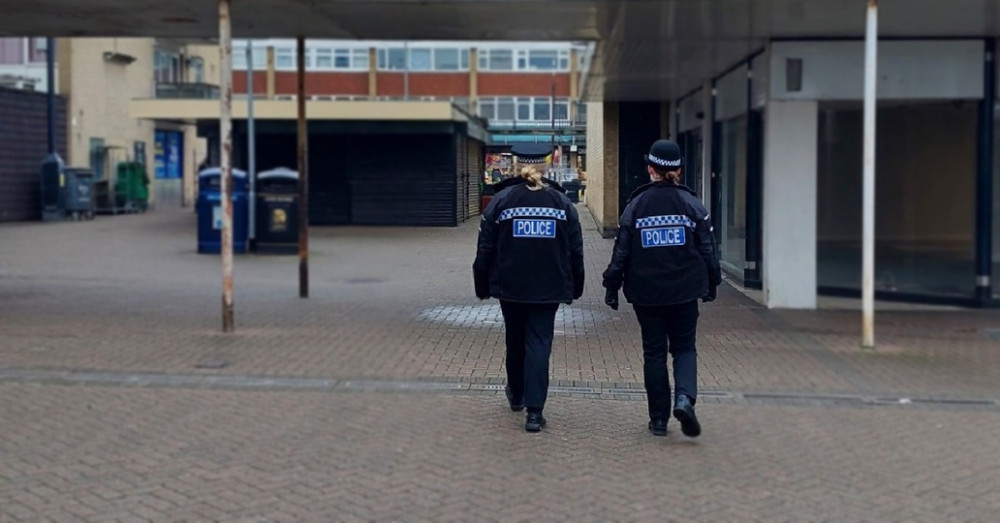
[499,301,559,412]
[633,300,699,421]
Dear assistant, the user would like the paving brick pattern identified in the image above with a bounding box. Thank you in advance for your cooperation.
[6,209,997,399]
[2,209,1000,520]
[0,384,998,522]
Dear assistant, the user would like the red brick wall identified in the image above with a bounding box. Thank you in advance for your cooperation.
[235,72,369,96]
[233,72,267,94]
[234,71,572,98]
[477,73,571,97]
[376,73,469,97]
[275,72,369,96]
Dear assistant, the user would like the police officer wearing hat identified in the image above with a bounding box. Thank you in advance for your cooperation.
[602,139,721,438]
[474,150,585,433]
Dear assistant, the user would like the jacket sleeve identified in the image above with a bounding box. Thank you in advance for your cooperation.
[567,203,585,300]
[695,215,722,288]
[602,205,634,292]
[473,198,500,299]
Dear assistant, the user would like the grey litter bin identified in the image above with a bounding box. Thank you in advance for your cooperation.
[63,167,96,220]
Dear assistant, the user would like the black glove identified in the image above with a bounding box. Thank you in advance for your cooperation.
[703,285,717,303]
[605,288,619,310]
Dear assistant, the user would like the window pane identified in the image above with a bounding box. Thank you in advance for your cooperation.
[276,48,294,69]
[232,52,247,70]
[517,98,531,121]
[409,49,432,70]
[29,38,48,62]
[534,99,551,121]
[387,49,406,70]
[478,51,488,70]
[460,50,469,70]
[378,49,387,68]
[559,57,569,70]
[554,101,569,120]
[497,98,515,120]
[434,48,460,70]
[479,100,496,120]
[488,50,513,71]
[252,50,266,69]
[528,50,558,70]
[315,50,333,68]
[352,52,369,69]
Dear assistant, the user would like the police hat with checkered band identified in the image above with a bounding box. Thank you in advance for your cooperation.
[512,143,552,166]
[644,139,683,170]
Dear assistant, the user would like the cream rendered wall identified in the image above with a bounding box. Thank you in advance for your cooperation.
[61,38,158,203]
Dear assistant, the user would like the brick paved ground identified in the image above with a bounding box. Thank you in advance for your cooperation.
[1,209,1000,521]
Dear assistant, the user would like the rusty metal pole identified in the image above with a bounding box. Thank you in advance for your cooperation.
[219,0,235,331]
[297,36,310,298]
[861,0,878,349]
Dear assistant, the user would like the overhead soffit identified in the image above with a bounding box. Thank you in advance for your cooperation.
[4,0,1000,100]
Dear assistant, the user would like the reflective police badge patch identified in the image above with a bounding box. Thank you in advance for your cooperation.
[641,227,685,248]
[513,219,557,239]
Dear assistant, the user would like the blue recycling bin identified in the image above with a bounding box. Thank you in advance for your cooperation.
[197,167,249,254]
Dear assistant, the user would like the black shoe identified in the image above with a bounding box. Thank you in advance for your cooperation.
[525,412,547,432]
[648,418,668,437]
[505,386,524,412]
[673,395,701,438]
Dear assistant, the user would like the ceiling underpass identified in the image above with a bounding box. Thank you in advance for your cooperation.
[4,0,1000,100]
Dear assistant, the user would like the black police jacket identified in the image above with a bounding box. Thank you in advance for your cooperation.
[473,177,585,304]
[602,181,722,306]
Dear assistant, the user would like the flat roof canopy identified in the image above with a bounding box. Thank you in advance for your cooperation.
[6,0,1000,99]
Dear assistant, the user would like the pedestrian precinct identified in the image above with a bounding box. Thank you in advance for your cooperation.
[602,139,721,438]
[474,153,585,433]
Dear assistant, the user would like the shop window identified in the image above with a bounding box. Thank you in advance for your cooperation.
[821,102,975,298]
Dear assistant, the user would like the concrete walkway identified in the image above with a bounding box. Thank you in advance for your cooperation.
[1,208,999,521]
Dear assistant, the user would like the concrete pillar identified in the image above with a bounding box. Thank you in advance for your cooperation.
[601,101,620,237]
[368,47,377,98]
[469,48,478,111]
[762,100,818,309]
[583,101,620,237]
[266,46,275,99]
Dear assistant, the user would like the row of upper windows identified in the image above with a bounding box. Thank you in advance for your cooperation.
[477,97,577,122]
[233,46,578,72]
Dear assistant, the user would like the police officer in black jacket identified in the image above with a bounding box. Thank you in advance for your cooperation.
[474,163,585,432]
[602,139,721,438]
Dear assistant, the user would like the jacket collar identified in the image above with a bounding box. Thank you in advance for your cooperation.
[494,176,567,194]
[627,180,696,203]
